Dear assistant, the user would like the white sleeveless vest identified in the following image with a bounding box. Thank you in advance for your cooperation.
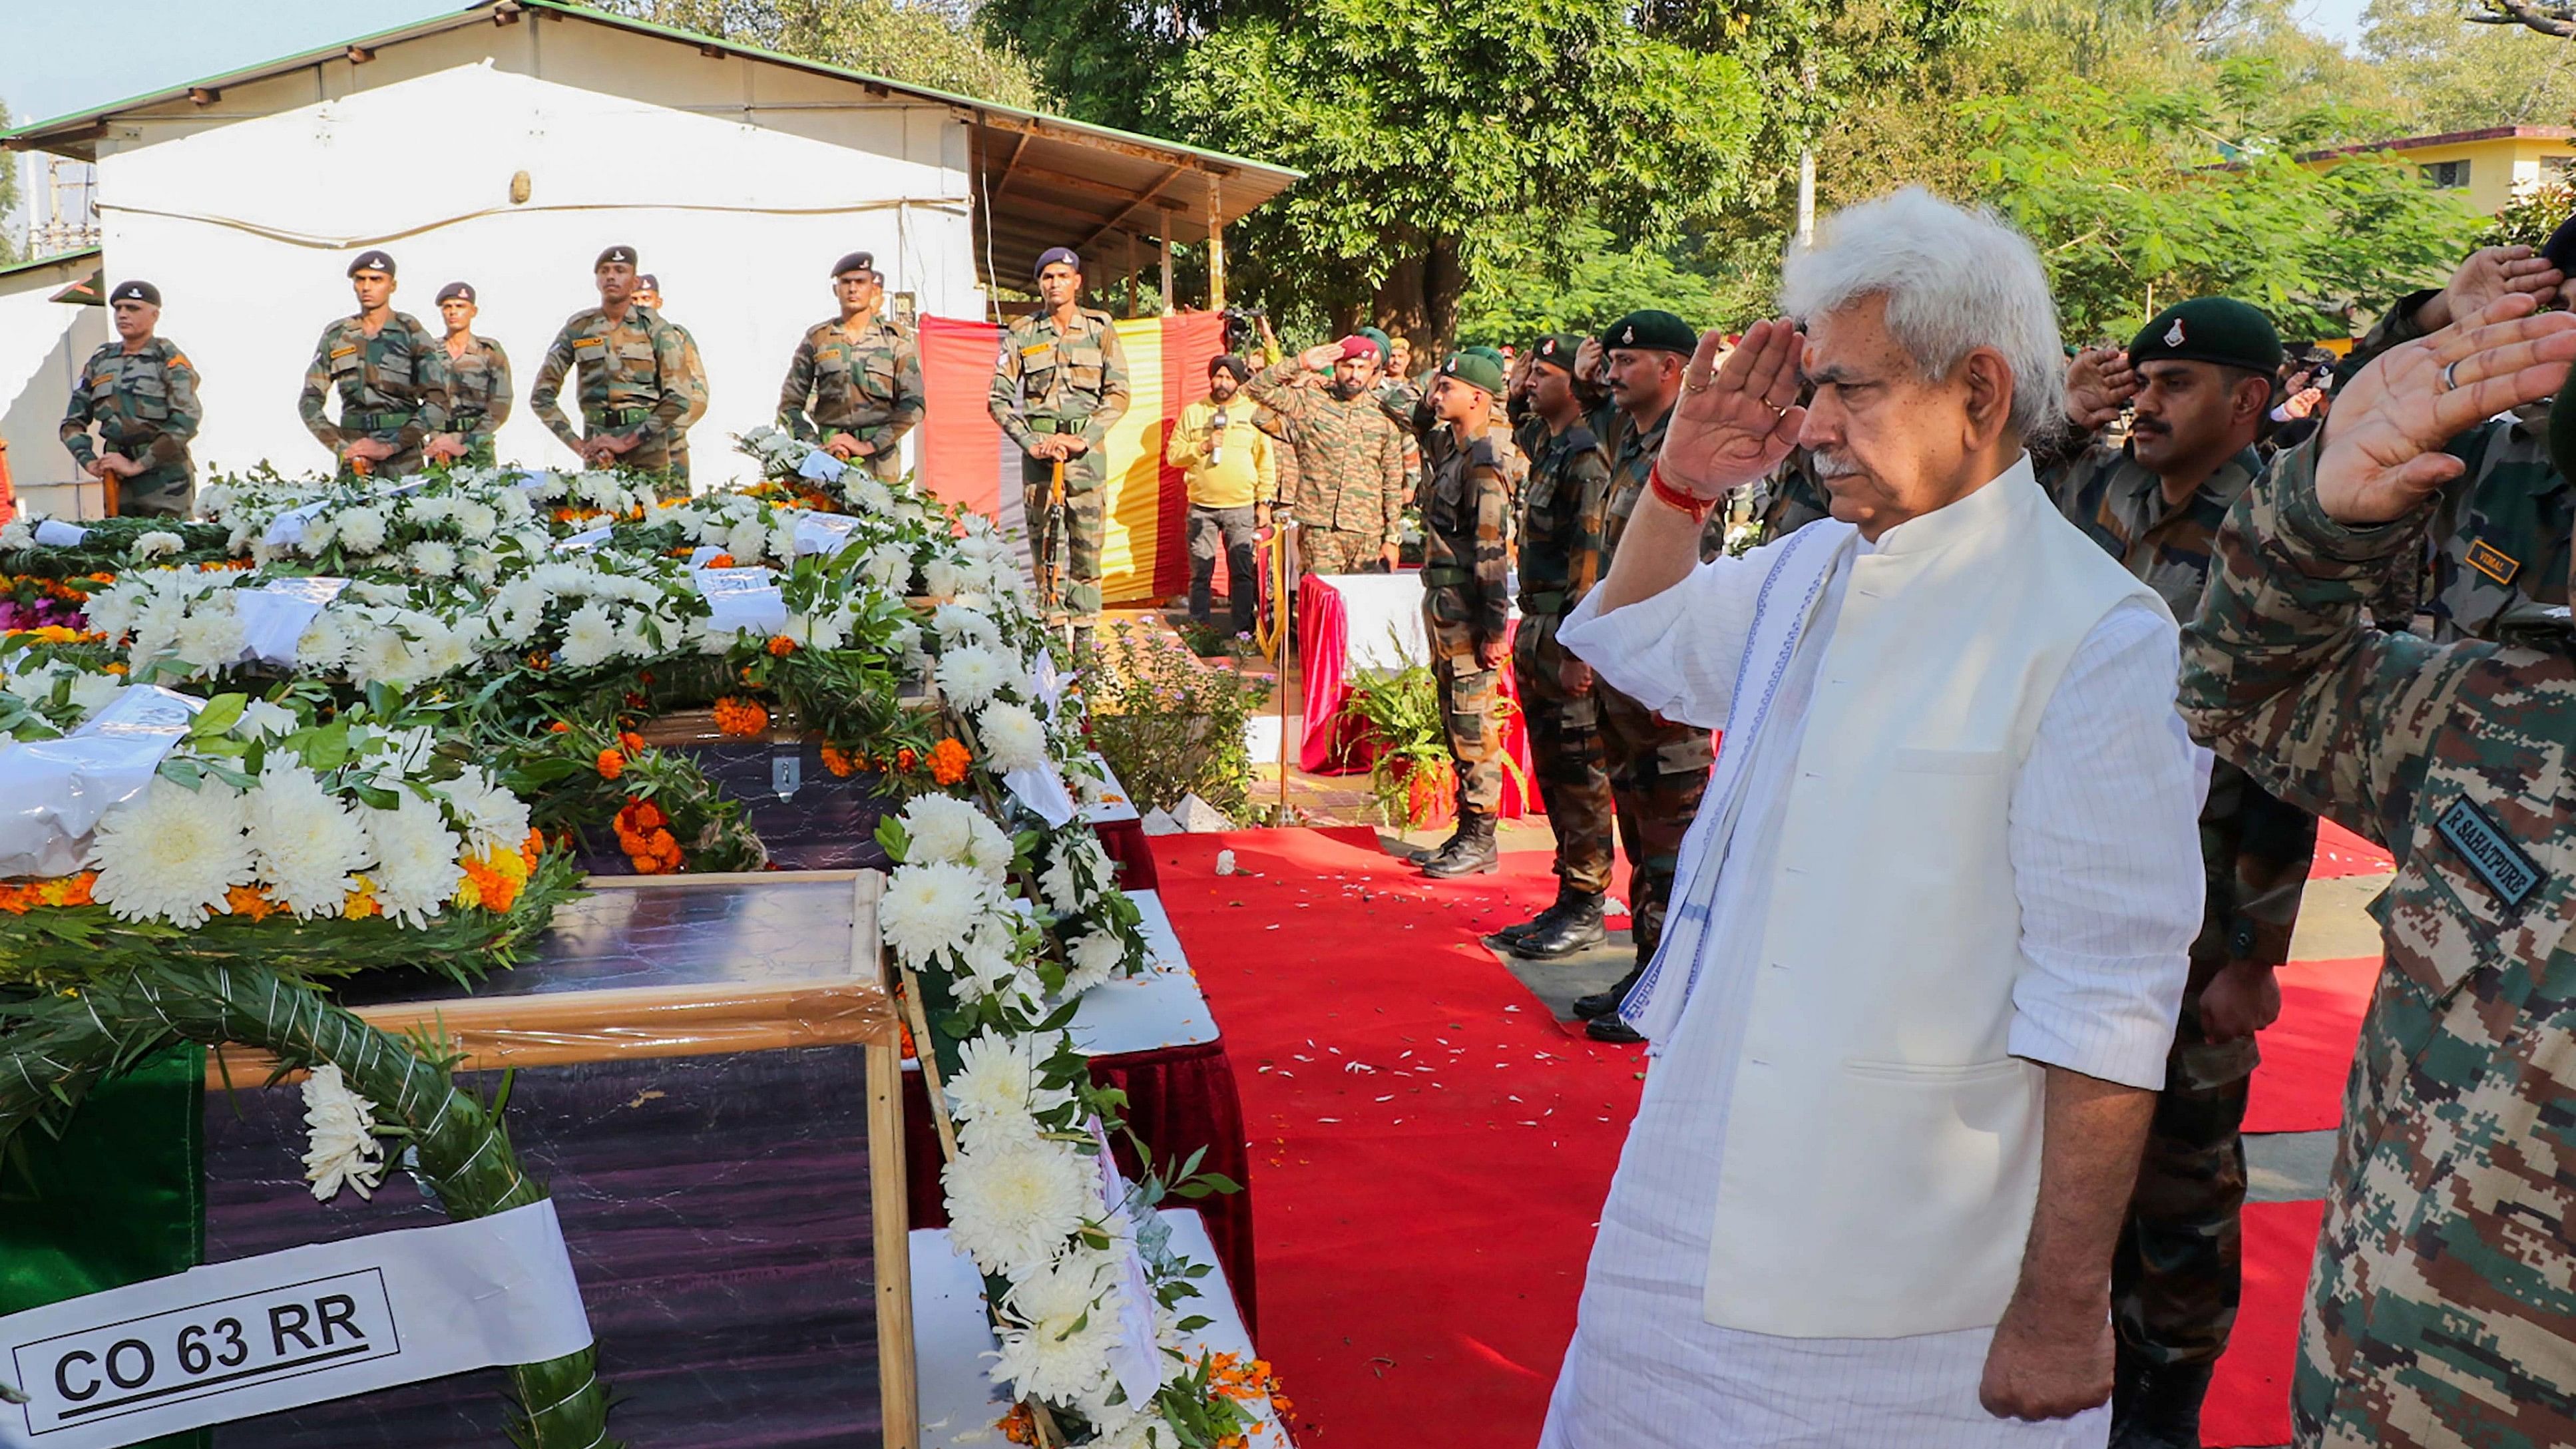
[1703,463,2167,1339]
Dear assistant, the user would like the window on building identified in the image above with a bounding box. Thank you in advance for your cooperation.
[2545,155,2574,181]
[2422,160,2471,189]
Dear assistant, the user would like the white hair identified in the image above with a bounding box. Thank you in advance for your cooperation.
[1779,187,2067,443]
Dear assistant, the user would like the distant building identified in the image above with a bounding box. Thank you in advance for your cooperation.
[2298,125,2576,217]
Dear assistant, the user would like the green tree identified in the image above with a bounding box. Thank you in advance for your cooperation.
[0,99,19,268]
[593,0,1048,108]
[1455,219,1721,347]
[2366,0,2576,130]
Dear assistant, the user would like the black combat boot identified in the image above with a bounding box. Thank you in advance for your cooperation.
[1492,885,1580,946]
[1419,813,1499,878]
[2113,1359,2214,1449]
[1573,963,1643,1021]
[1584,1014,1645,1044]
[1514,891,1608,959]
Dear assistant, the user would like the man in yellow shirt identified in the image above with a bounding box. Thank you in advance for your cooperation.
[1165,353,1277,635]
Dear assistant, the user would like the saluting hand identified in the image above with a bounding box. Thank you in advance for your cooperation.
[1657,318,1806,500]
[2063,345,2137,433]
[1297,342,1343,373]
[2316,292,2576,525]
[2418,245,2565,333]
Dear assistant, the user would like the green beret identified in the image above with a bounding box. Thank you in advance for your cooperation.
[1602,309,1697,357]
[1463,345,1506,369]
[1357,326,1393,361]
[2129,298,2282,379]
[1440,350,1506,397]
[1530,331,1586,373]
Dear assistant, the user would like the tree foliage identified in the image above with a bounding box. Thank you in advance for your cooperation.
[1455,220,1720,347]
[0,99,19,268]
[593,0,1048,108]
[2366,0,2576,130]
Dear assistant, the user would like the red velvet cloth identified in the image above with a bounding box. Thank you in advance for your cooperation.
[1094,817,1159,891]
[1295,572,1532,817]
[903,1037,1257,1334]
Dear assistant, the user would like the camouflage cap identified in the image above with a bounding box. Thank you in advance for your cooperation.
[1530,331,1586,373]
[435,281,477,306]
[347,250,397,278]
[1440,350,1506,396]
[831,250,879,280]
[109,280,161,307]
[2129,297,2283,378]
[594,244,638,269]
[1602,310,1697,357]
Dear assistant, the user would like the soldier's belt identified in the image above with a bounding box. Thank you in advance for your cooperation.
[1024,415,1086,435]
[1522,590,1568,616]
[586,407,654,429]
[339,410,416,433]
[1418,565,1472,586]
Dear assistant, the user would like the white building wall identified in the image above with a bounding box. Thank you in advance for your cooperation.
[86,18,984,490]
[0,255,111,515]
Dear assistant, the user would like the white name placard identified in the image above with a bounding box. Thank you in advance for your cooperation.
[0,1201,591,1449]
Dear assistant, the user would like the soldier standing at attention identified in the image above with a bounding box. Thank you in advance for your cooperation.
[778,250,924,484]
[988,246,1130,640]
[1248,335,1406,576]
[2045,298,2320,1449]
[630,274,709,486]
[1570,310,1716,1044]
[425,282,510,469]
[1414,351,1514,879]
[60,280,201,517]
[298,250,449,480]
[1491,333,1615,953]
[529,245,700,478]
[2178,290,2576,1449]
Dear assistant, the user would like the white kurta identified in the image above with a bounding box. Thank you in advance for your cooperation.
[1540,527,2203,1448]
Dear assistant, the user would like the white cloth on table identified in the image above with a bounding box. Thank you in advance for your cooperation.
[1314,571,1429,672]
[1538,520,2203,1446]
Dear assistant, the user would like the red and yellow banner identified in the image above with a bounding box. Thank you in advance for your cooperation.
[917,311,1225,604]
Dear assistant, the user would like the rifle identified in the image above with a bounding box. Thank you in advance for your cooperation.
[1036,454,1068,619]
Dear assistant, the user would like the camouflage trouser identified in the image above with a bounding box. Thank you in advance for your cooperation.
[114,463,194,519]
[1514,615,1614,895]
[2113,989,2255,1369]
[1298,527,1383,577]
[667,439,694,489]
[1020,447,1108,618]
[1598,681,1712,959]
[1426,612,1504,821]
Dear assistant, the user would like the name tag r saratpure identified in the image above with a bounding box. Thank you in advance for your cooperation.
[1,1202,591,1449]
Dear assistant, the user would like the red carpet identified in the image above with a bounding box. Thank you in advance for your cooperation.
[2203,1199,2325,1448]
[1154,827,1645,1448]
[2243,956,2377,1134]
[2310,818,2395,879]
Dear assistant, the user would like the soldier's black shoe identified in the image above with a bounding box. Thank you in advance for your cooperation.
[1404,823,1467,865]
[1419,816,1498,878]
[1494,885,1580,944]
[1585,1015,1645,1044]
[2111,1359,2213,1449]
[1573,964,1644,1021]
[1514,892,1607,959]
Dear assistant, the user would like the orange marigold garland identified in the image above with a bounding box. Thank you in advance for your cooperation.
[928,737,971,785]
[711,696,769,737]
[612,797,686,874]
[596,747,626,781]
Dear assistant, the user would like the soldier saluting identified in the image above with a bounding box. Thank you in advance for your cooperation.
[779,250,924,483]
[298,250,450,479]
[529,245,702,477]
[988,246,1128,638]
[60,280,201,517]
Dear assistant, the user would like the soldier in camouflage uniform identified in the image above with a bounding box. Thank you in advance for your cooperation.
[1749,448,1830,543]
[298,250,451,481]
[631,276,708,487]
[59,280,200,517]
[2177,291,2576,1449]
[1247,335,1404,577]
[989,246,1130,632]
[1491,333,1616,954]
[425,281,510,469]
[2043,298,2322,1448]
[2335,239,2574,641]
[777,250,923,485]
[1571,310,1717,1044]
[1413,351,1515,879]
[529,245,702,481]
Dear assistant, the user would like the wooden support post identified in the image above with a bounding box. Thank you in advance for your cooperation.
[1124,232,1140,318]
[1205,173,1226,312]
[1159,232,1176,317]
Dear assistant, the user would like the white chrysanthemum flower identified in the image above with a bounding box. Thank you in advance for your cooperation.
[82,581,144,640]
[364,792,464,929]
[943,1134,1098,1280]
[405,539,459,578]
[416,618,476,678]
[556,600,620,671]
[945,1031,1071,1141]
[879,861,992,965]
[455,499,499,538]
[977,701,1050,773]
[726,518,771,564]
[347,622,422,689]
[992,1251,1120,1403]
[851,478,896,515]
[887,619,922,656]
[68,672,124,721]
[1040,832,1114,914]
[130,530,184,561]
[246,764,370,917]
[295,610,354,670]
[921,557,964,597]
[174,606,246,673]
[1062,931,1130,996]
[897,793,980,863]
[1,667,53,705]
[931,603,999,650]
[860,542,913,592]
[953,920,1025,1004]
[87,778,254,927]
[439,765,533,856]
[335,506,389,555]
[300,1063,387,1202]
[937,645,1010,710]
[240,698,301,738]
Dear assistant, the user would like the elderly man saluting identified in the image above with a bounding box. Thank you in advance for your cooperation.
[1542,188,2205,1446]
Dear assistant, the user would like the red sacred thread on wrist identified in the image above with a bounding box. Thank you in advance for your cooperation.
[1648,463,1715,522]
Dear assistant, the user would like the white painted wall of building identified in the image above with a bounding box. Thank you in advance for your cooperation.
[80,17,983,490]
[0,254,110,511]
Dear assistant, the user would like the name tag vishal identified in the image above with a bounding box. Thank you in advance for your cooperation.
[2437,797,2542,907]
[0,1201,590,1449]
